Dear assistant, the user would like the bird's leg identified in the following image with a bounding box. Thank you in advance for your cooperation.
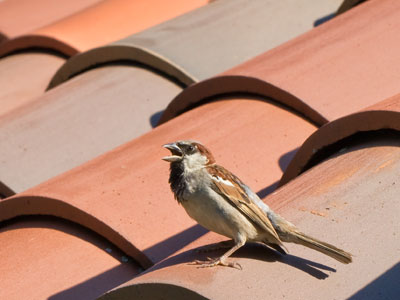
[192,239,245,270]
[196,240,235,253]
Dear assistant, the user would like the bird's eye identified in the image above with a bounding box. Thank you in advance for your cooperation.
[187,145,194,152]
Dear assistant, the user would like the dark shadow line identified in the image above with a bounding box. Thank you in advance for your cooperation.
[348,262,400,300]
[142,242,335,280]
[314,12,336,27]
[150,110,164,128]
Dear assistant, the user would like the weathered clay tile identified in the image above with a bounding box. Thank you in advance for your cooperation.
[281,93,400,185]
[0,64,182,194]
[100,130,400,300]
[0,97,317,269]
[49,0,343,88]
[0,0,208,57]
[0,0,100,42]
[0,216,141,300]
[0,51,65,117]
[159,0,400,126]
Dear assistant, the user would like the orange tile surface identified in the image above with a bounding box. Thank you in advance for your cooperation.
[0,0,100,40]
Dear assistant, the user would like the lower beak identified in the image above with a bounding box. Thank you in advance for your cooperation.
[162,143,182,162]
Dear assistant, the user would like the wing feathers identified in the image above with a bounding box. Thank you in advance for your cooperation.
[206,165,283,246]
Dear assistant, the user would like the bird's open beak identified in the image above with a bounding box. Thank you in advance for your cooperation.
[162,143,183,162]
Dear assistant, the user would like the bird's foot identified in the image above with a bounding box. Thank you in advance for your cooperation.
[191,257,242,270]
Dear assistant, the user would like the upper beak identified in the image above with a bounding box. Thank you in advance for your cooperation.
[162,143,183,162]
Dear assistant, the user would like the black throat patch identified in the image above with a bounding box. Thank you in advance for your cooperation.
[169,162,186,203]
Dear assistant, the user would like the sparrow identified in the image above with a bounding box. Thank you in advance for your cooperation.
[162,140,352,269]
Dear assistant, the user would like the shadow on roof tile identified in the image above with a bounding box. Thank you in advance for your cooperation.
[159,0,400,127]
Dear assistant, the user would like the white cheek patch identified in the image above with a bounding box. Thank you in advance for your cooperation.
[213,176,235,187]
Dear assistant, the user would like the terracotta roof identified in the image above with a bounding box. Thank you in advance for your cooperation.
[0,0,344,195]
[2,0,399,299]
[100,117,400,299]
[159,0,398,126]
[0,0,101,42]
[49,0,344,88]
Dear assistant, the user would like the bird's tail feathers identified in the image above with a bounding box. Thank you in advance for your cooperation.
[290,230,352,264]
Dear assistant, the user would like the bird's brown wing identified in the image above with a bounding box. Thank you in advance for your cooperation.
[206,164,283,246]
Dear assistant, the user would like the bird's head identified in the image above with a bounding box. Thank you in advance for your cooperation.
[162,140,215,168]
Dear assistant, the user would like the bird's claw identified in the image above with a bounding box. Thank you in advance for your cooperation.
[190,257,242,270]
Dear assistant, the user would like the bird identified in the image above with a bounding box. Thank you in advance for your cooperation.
[162,140,352,269]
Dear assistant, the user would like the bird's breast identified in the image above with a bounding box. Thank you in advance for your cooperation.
[181,185,258,241]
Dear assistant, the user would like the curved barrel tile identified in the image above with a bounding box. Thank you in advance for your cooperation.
[49,0,344,88]
[158,76,326,126]
[0,51,66,117]
[101,134,400,299]
[280,94,400,186]
[0,97,317,268]
[160,0,400,126]
[0,216,141,299]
